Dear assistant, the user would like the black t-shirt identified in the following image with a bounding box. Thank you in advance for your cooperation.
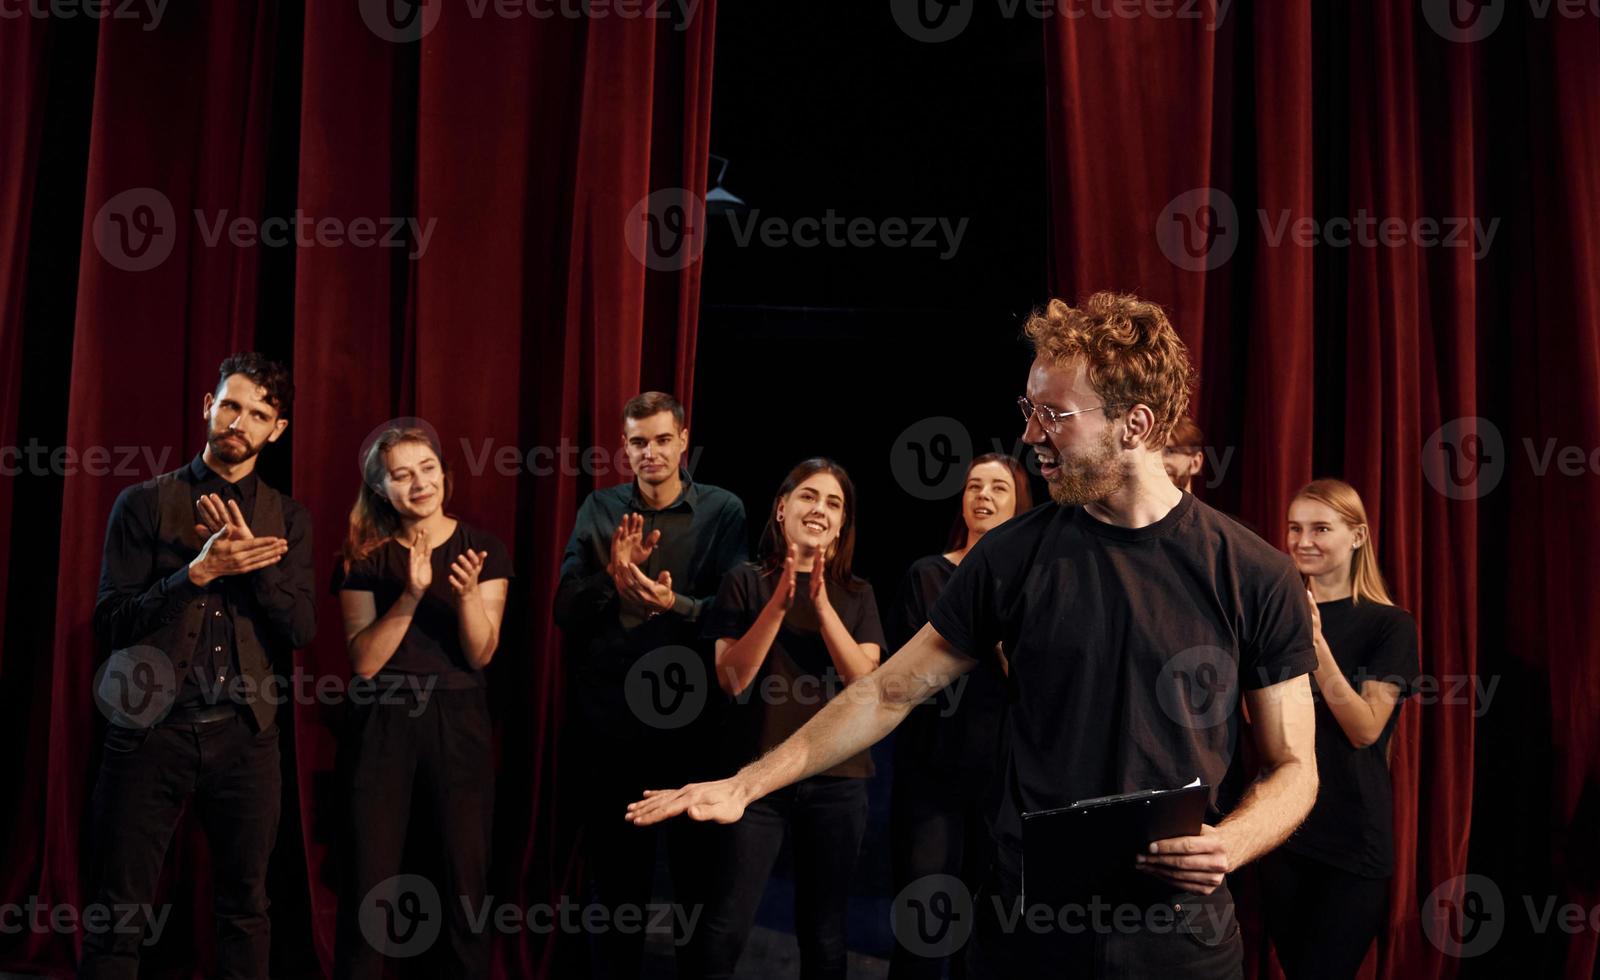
[887,554,1008,780]
[333,520,512,689]
[1282,597,1418,877]
[703,562,886,779]
[928,493,1317,874]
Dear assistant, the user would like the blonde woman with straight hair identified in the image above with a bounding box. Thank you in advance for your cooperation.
[1259,478,1419,979]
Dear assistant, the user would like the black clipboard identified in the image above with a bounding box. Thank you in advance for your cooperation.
[1020,782,1209,908]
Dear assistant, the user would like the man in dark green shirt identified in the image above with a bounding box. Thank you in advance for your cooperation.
[555,391,747,980]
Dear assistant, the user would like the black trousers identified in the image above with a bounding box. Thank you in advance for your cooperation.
[888,766,992,980]
[79,713,281,980]
[573,730,720,980]
[1258,849,1389,979]
[333,688,494,980]
[963,861,1243,979]
[699,775,870,980]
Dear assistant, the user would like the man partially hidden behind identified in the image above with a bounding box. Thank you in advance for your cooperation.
[628,295,1320,978]
[82,353,315,980]
[555,391,748,979]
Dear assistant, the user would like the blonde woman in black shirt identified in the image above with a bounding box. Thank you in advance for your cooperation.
[332,426,510,980]
[1260,478,1419,979]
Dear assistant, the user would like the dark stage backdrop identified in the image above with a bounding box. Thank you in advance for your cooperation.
[0,2,715,978]
[3,2,1600,980]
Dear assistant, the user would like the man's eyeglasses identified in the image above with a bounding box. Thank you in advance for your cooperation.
[1017,396,1111,433]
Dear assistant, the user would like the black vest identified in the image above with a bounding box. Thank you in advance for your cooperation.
[142,469,287,731]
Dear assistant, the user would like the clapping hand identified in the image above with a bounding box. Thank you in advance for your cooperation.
[449,548,488,602]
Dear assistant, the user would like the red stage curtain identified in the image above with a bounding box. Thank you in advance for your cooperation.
[0,4,716,977]
[1044,4,1600,978]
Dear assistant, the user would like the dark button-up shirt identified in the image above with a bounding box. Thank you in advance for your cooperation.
[555,470,747,733]
[95,454,316,706]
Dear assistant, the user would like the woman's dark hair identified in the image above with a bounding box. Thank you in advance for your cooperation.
[757,457,860,589]
[943,452,1035,552]
[216,352,294,418]
[342,427,454,565]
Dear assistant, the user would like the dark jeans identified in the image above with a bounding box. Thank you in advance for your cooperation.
[700,775,870,980]
[1258,849,1389,979]
[79,712,281,980]
[575,737,720,980]
[888,768,992,980]
[964,860,1243,979]
[333,688,494,980]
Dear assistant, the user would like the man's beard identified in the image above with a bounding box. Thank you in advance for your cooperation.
[209,429,260,464]
[1045,424,1125,506]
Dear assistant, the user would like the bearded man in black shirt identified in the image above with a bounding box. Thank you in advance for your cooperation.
[83,353,315,980]
[628,293,1320,979]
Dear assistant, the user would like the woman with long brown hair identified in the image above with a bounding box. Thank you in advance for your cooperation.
[331,426,511,979]
[1259,478,1418,979]
[697,457,885,980]
[886,452,1031,980]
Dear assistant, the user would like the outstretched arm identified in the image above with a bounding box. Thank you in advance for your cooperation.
[626,622,973,825]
